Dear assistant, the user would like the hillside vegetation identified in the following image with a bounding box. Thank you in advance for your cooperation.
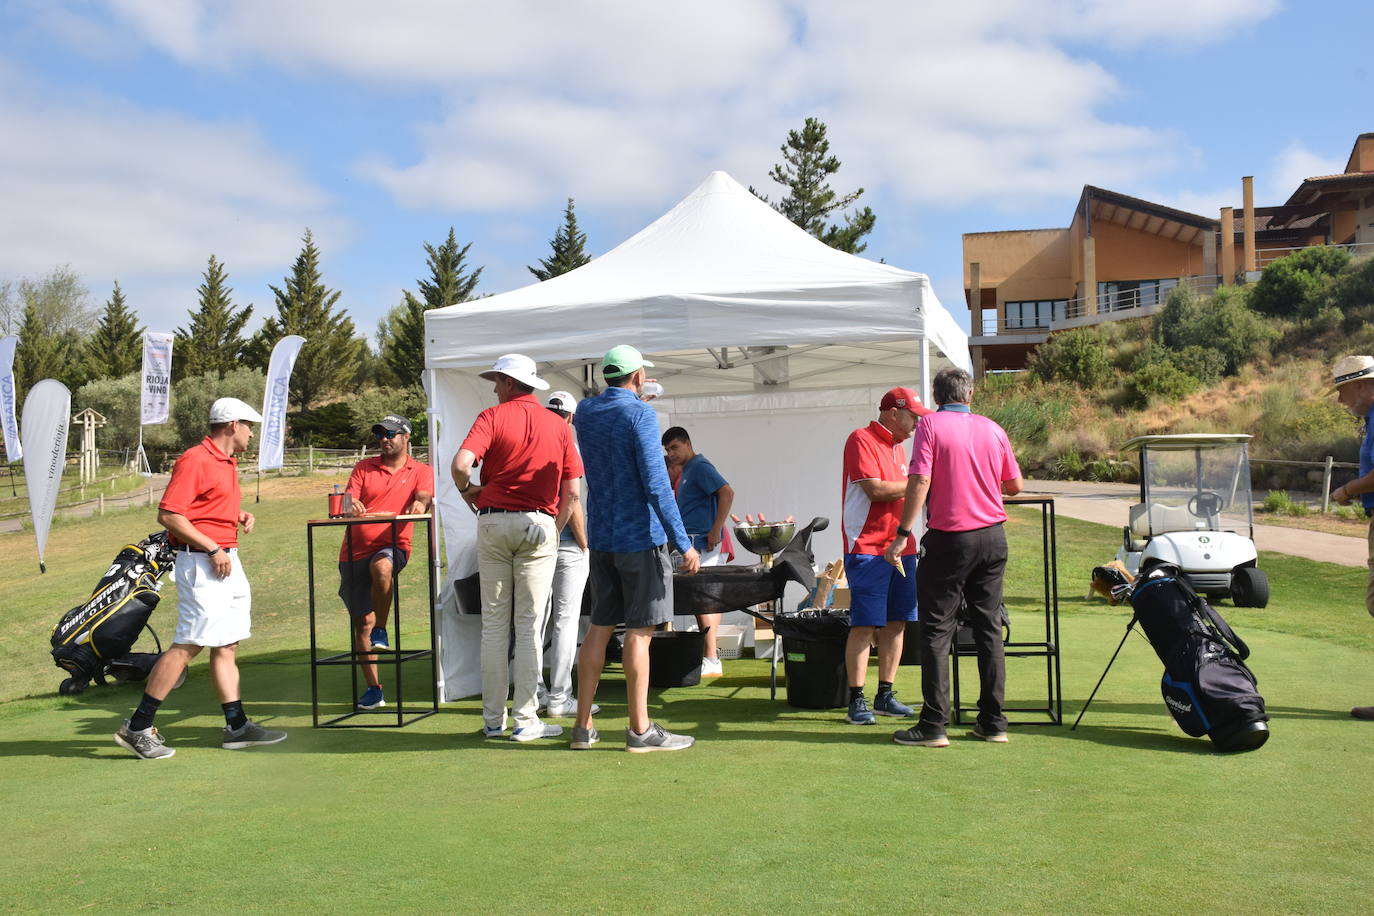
[978,249,1374,494]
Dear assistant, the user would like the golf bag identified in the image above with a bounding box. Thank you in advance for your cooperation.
[50,532,177,696]
[1129,565,1269,752]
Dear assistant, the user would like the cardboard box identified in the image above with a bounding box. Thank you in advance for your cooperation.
[828,587,851,609]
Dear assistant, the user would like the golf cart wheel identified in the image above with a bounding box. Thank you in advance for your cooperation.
[1231,567,1270,608]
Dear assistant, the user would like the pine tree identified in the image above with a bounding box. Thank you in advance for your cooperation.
[83,281,144,380]
[383,228,483,384]
[14,303,80,392]
[528,199,591,281]
[176,255,253,378]
[756,117,876,254]
[248,230,364,409]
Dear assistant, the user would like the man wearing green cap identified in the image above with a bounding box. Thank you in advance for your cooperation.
[571,344,701,752]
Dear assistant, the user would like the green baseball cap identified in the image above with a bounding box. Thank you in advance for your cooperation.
[601,344,654,379]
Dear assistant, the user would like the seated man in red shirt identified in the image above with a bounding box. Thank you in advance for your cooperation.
[339,414,434,711]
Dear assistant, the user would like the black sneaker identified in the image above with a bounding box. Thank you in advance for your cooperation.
[222,720,288,750]
[892,724,949,747]
[114,720,175,760]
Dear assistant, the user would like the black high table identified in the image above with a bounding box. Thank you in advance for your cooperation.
[950,496,1063,726]
[306,513,438,727]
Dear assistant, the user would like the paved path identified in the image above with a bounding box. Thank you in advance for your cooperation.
[1023,479,1366,568]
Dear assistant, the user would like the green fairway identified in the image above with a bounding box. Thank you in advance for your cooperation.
[2,490,1372,913]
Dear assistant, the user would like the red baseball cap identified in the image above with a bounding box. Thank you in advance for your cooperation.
[880,386,932,416]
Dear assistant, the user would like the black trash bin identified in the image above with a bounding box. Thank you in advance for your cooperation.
[774,611,850,709]
[648,629,706,688]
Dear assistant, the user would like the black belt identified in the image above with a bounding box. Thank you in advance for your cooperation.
[177,545,234,553]
[477,507,553,517]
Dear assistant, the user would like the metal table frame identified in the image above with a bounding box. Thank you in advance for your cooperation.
[307,513,438,727]
[951,496,1063,726]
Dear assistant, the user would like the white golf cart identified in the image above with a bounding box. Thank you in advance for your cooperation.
[1114,433,1270,608]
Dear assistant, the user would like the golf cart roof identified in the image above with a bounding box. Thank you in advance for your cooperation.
[1121,433,1252,453]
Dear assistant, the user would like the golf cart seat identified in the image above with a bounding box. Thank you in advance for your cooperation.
[1128,503,1218,542]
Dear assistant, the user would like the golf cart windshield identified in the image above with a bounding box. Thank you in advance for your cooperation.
[1126,435,1254,538]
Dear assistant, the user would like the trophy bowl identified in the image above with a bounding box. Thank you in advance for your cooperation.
[732,522,796,561]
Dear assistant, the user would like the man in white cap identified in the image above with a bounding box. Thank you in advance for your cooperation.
[114,397,286,759]
[451,355,584,741]
[537,391,593,718]
[1328,355,1374,720]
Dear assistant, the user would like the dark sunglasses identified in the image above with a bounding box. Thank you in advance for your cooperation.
[375,429,403,440]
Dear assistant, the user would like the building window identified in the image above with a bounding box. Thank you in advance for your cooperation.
[1097,278,1179,312]
[1004,299,1068,330]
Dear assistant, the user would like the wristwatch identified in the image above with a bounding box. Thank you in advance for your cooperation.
[896,526,912,538]
[207,547,221,557]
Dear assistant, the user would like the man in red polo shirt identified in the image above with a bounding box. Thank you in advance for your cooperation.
[839,386,930,727]
[451,354,584,742]
[339,413,434,712]
[114,397,286,759]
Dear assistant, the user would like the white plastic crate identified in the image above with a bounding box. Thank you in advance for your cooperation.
[715,624,746,659]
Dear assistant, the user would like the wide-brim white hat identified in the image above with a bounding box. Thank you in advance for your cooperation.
[1331,355,1374,390]
[479,353,549,391]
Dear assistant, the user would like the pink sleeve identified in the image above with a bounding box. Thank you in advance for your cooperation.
[909,421,934,476]
[999,430,1022,481]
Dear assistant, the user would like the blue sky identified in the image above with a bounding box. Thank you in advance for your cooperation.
[0,0,1369,344]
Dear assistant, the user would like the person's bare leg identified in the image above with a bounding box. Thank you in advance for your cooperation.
[623,626,653,734]
[696,613,721,659]
[353,612,379,687]
[144,644,201,700]
[845,626,876,688]
[877,621,906,684]
[207,643,240,704]
[370,556,395,630]
[575,625,612,729]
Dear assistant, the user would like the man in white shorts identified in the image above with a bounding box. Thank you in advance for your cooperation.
[113,397,287,759]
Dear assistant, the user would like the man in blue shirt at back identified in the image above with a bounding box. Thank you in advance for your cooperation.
[1328,354,1374,721]
[572,344,701,752]
[663,426,734,676]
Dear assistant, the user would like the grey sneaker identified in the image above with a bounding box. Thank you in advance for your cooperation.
[972,723,1009,743]
[510,722,564,742]
[625,722,694,753]
[114,721,175,760]
[222,720,288,750]
[569,726,600,749]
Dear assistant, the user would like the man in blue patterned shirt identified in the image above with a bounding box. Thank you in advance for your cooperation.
[571,344,701,752]
[1328,354,1374,721]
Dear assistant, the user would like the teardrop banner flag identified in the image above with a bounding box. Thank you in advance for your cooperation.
[21,379,71,573]
[140,332,174,425]
[0,335,20,462]
[258,335,306,472]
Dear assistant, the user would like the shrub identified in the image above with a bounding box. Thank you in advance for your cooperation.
[1053,448,1086,480]
[289,401,354,448]
[74,372,177,452]
[1154,285,1276,376]
[346,386,429,447]
[1027,327,1113,388]
[1124,360,1199,408]
[1259,490,1310,517]
[978,383,1074,447]
[172,368,265,449]
[1250,245,1352,318]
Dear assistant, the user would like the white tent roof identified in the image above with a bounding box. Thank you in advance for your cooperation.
[424,170,969,392]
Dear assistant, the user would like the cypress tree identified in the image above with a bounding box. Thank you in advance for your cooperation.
[176,255,253,378]
[383,228,483,384]
[528,198,591,281]
[83,281,144,380]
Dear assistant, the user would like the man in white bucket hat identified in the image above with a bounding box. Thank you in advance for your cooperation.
[452,355,584,741]
[1328,355,1374,720]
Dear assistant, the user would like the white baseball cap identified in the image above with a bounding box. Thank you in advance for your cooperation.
[209,397,264,424]
[546,390,577,415]
[479,353,550,391]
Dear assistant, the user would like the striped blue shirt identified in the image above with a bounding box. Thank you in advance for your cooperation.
[575,386,691,554]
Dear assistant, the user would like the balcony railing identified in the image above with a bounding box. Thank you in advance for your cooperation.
[1254,240,1374,270]
[978,275,1219,337]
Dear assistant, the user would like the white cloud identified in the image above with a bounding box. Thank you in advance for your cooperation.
[1265,141,1346,202]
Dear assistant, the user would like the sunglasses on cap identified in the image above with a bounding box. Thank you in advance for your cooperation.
[375,429,403,440]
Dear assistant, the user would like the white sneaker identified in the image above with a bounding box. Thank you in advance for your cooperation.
[701,656,724,677]
[511,722,564,742]
[544,701,600,718]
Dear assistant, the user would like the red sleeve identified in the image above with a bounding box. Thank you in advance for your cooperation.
[343,462,366,499]
[415,462,435,495]
[561,427,584,480]
[459,409,493,459]
[158,450,201,515]
[843,431,884,482]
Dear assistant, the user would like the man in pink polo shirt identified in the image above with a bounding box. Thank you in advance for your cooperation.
[838,387,930,726]
[885,367,1023,747]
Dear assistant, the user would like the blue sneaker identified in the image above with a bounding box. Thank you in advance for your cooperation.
[845,694,876,725]
[357,685,385,710]
[369,627,390,651]
[873,691,915,718]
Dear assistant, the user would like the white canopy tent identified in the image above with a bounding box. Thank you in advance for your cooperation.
[423,170,969,700]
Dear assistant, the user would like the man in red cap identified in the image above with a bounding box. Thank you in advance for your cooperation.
[837,386,931,726]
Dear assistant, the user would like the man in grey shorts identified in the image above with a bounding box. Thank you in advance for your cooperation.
[572,344,700,752]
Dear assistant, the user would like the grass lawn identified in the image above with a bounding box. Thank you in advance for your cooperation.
[2,486,1372,913]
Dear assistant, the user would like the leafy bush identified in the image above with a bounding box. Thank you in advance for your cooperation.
[1053,448,1086,480]
[75,372,177,451]
[1154,285,1276,376]
[172,368,265,448]
[289,401,354,448]
[978,383,1074,447]
[1027,327,1113,388]
[345,385,429,447]
[1124,359,1199,408]
[1170,345,1226,384]
[1250,246,1352,318]
[1259,490,1310,517]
